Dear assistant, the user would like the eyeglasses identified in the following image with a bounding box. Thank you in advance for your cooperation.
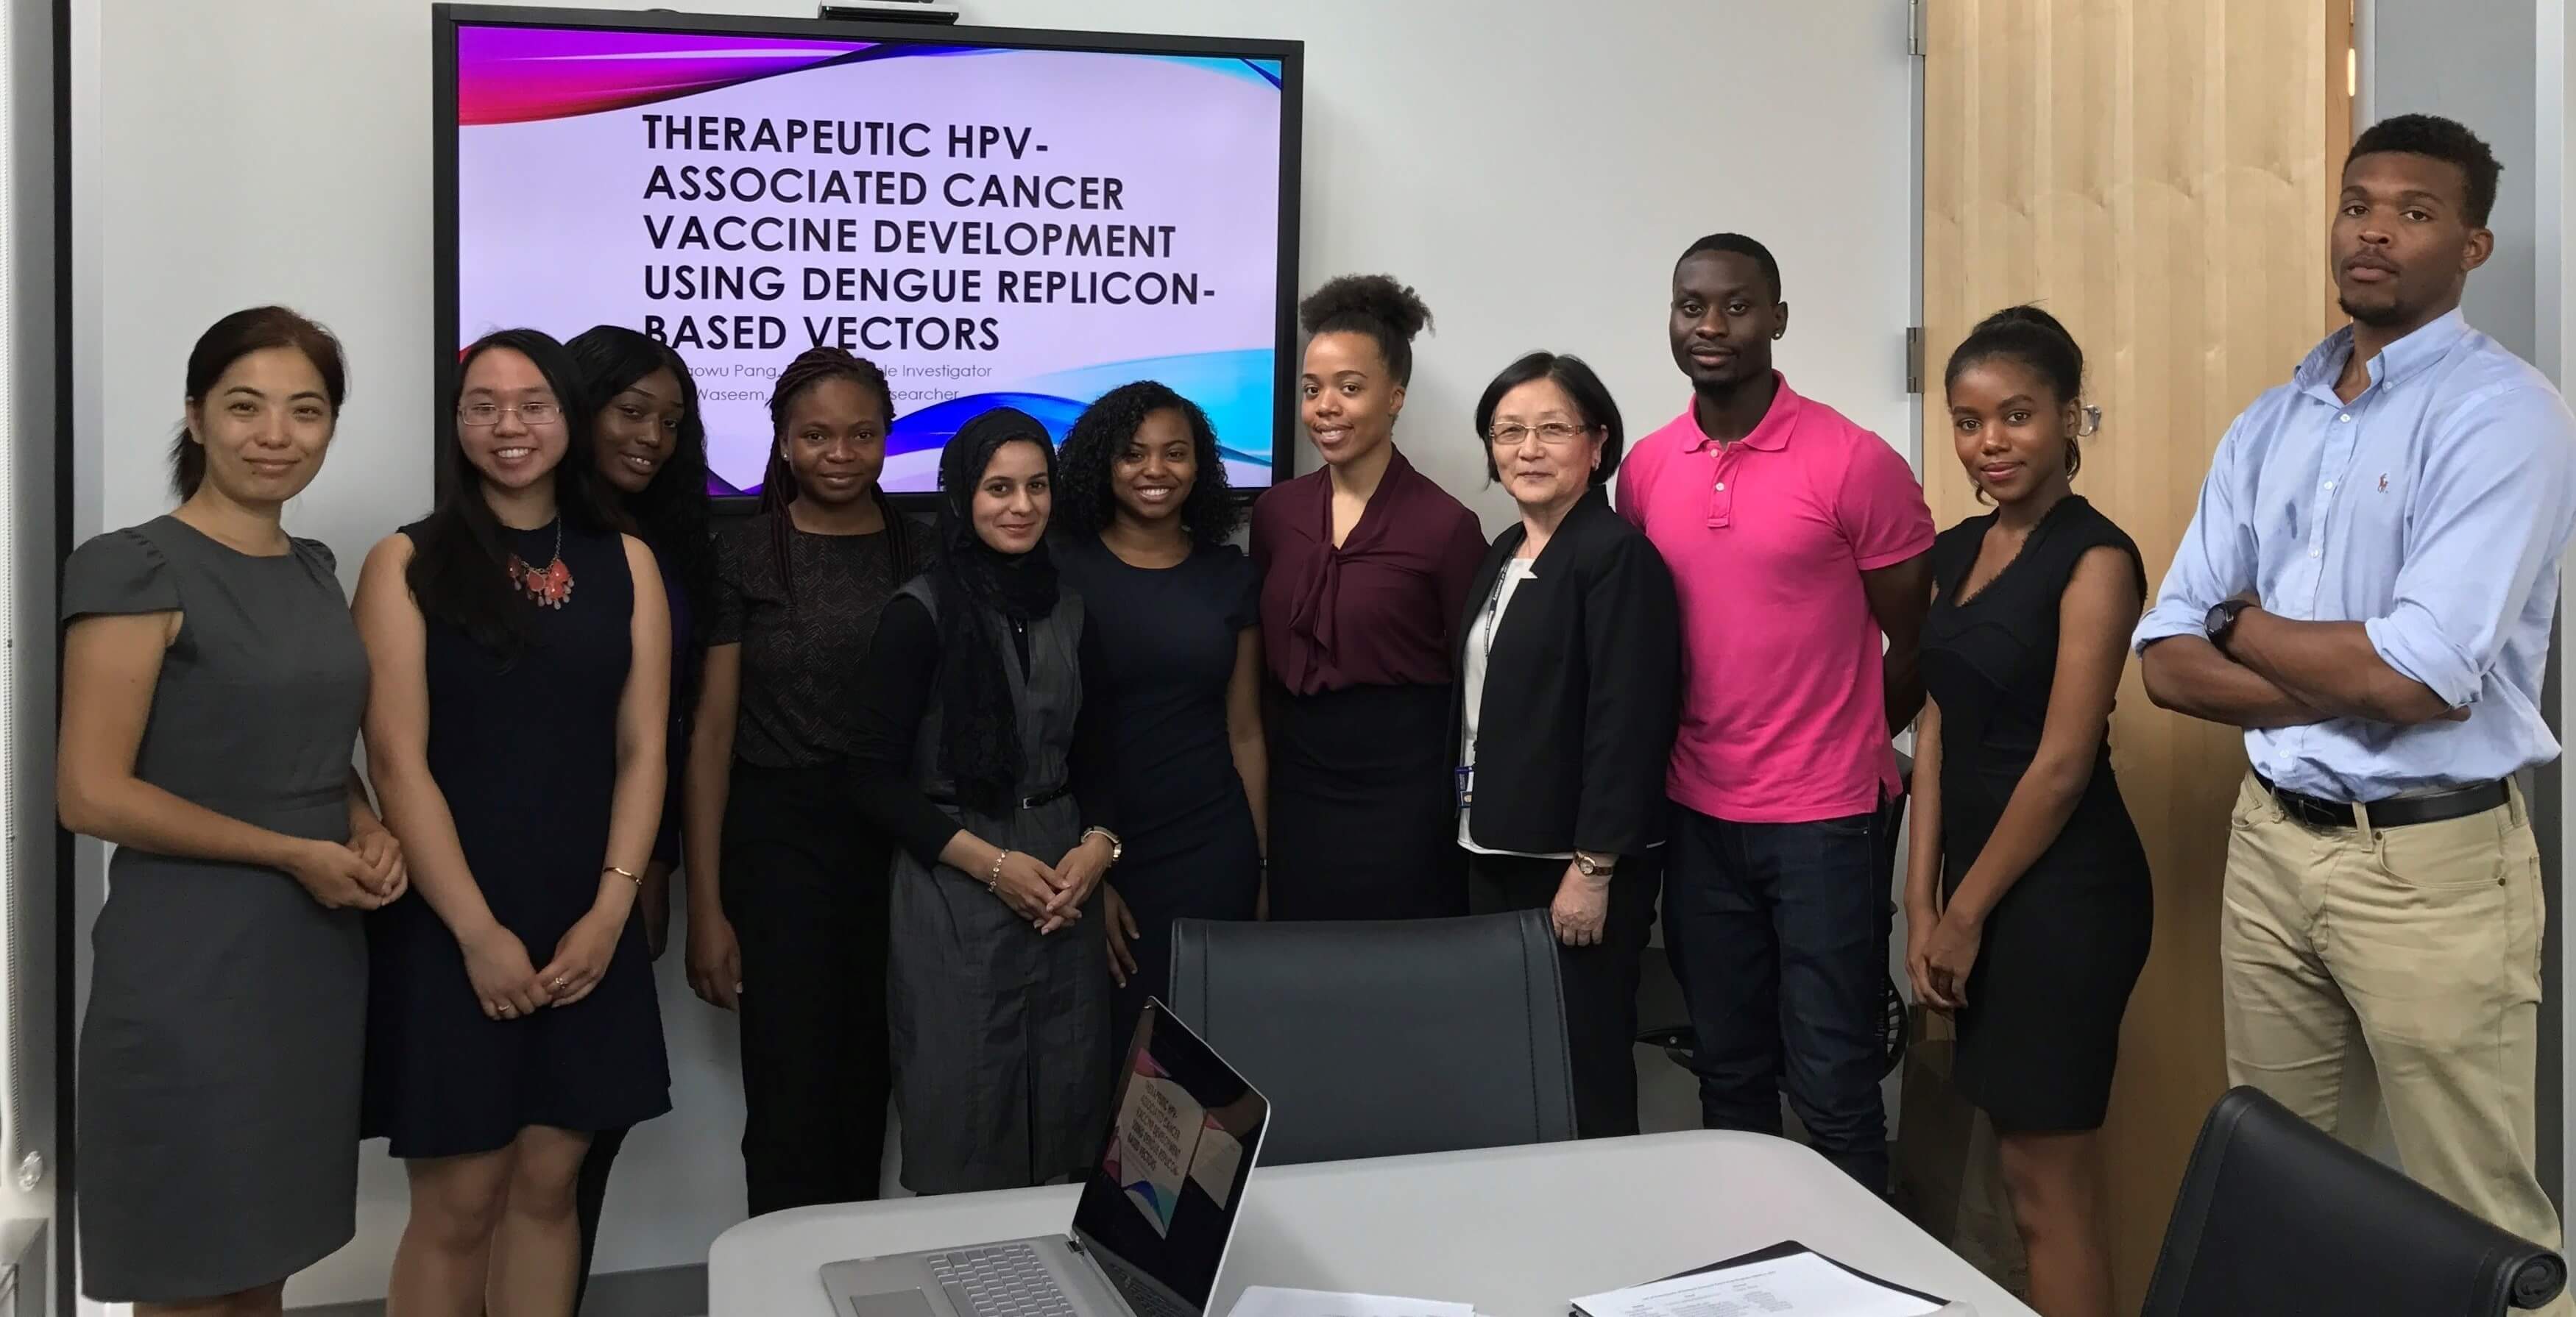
[458,400,561,428]
[1488,422,1594,447]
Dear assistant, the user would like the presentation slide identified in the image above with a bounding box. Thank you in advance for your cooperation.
[447,21,1289,494]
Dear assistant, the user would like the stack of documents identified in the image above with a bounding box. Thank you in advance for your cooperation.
[1570,1243,1965,1317]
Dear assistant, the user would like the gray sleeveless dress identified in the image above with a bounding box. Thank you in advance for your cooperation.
[885,578,1112,1193]
[64,517,368,1302]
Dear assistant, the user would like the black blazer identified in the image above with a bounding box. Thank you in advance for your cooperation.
[1451,489,1681,858]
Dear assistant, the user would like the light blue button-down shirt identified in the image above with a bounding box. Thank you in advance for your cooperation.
[2134,310,2576,801]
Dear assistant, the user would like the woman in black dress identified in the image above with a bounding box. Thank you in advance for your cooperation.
[565,324,711,1293]
[683,347,930,1214]
[847,408,1122,1193]
[58,308,400,1313]
[1250,274,1487,920]
[355,329,672,1316]
[1906,306,2149,1317]
[1054,381,1264,1050]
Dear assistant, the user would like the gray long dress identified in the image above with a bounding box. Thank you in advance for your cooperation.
[885,578,1111,1194]
[66,518,368,1302]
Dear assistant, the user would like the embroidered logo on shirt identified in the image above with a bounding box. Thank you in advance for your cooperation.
[2377,473,2389,493]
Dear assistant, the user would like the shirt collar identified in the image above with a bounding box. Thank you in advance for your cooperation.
[2295,308,2471,395]
[1380,446,1420,490]
[1679,372,1802,453]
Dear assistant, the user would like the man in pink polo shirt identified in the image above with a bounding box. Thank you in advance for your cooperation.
[1617,233,1934,1192]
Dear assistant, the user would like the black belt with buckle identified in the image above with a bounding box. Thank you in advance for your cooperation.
[2260,775,2509,831]
[929,784,1072,812]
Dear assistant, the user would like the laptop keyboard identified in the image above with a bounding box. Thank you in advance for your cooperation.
[1089,1246,1193,1317]
[927,1243,1078,1317]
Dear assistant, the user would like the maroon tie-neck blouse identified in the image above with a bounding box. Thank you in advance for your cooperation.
[1249,448,1490,697]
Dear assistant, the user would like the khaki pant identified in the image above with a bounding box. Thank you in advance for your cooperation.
[2223,772,2566,1291]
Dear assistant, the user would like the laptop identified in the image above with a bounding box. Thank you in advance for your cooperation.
[822,999,1272,1317]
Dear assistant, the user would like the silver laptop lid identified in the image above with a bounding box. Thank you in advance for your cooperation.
[1071,998,1270,1317]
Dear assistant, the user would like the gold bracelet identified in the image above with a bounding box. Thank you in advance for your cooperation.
[986,851,1008,892]
[604,865,642,885]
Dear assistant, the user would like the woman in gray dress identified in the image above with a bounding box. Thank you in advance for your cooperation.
[57,307,405,1313]
[846,408,1123,1193]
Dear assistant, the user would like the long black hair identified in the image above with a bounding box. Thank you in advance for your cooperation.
[759,346,916,607]
[1055,380,1239,547]
[566,324,713,610]
[406,328,617,658]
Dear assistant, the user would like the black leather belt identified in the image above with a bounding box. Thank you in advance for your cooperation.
[2260,775,2509,831]
[929,784,1071,812]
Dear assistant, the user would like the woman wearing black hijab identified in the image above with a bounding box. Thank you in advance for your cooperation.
[846,407,1123,1193]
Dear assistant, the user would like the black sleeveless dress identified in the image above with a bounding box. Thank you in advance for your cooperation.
[1920,495,2153,1132]
[1053,535,1262,1059]
[362,519,672,1157]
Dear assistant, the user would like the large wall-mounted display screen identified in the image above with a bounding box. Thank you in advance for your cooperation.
[436,5,1301,497]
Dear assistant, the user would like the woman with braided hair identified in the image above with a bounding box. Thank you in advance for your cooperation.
[684,345,930,1214]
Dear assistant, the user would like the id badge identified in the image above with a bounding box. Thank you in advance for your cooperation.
[1454,764,1473,813]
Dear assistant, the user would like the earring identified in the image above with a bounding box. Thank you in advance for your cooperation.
[1772,330,1784,341]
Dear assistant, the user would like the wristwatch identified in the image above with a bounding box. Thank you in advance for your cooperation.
[1574,851,1616,878]
[2205,598,2253,655]
[1082,826,1123,866]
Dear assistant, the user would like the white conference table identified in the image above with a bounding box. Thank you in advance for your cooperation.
[709,1131,2037,1317]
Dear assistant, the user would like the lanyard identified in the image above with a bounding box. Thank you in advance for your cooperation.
[1480,558,1532,663]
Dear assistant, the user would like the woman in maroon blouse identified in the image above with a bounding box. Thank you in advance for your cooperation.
[1250,274,1488,920]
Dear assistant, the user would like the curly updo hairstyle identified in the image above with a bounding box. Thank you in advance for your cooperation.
[1297,274,1434,385]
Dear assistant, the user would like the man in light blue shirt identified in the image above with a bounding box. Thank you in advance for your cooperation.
[2138,114,2576,1268]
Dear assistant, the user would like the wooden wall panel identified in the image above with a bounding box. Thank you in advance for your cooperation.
[1922,0,2348,1306]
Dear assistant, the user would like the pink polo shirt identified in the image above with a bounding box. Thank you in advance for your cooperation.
[1616,374,1934,823]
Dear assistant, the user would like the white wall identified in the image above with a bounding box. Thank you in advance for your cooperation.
[74,0,1914,1305]
[2548,0,2576,1245]
[0,0,60,1269]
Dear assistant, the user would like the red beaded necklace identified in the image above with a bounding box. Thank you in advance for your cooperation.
[506,519,573,608]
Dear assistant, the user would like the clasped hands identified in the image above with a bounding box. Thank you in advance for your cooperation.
[464,886,633,1021]
[1906,901,1982,1014]
[988,833,1116,934]
[286,825,408,911]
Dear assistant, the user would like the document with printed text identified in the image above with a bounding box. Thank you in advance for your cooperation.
[1571,1250,1945,1317]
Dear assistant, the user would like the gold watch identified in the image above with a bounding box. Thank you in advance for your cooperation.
[1082,826,1123,866]
[1574,851,1616,878]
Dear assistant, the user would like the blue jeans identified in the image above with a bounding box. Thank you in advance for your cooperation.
[1666,802,1889,1193]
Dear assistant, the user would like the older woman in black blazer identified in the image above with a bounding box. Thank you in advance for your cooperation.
[1453,352,1681,1137]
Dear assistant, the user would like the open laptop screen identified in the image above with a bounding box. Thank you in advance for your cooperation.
[1072,1000,1270,1316]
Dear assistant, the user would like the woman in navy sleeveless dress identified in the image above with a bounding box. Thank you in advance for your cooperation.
[1908,308,2149,1317]
[1052,382,1264,1055]
[355,330,671,1315]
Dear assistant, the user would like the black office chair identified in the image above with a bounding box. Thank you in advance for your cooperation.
[2142,1087,2568,1316]
[1166,909,1577,1165]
